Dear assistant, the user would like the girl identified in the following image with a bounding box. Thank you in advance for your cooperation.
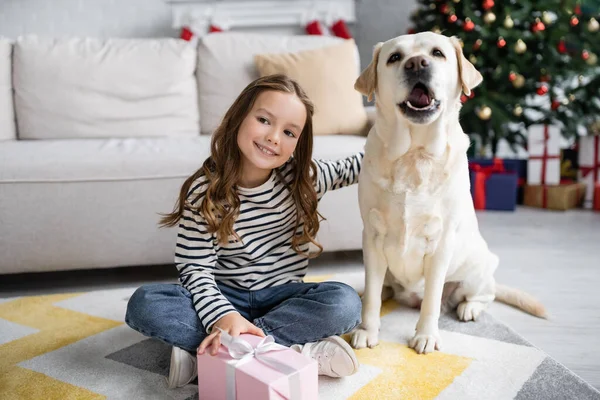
[125,74,364,389]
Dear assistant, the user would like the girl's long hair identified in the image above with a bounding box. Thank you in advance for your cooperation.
[159,74,323,257]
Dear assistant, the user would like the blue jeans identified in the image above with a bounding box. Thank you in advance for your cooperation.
[125,281,362,352]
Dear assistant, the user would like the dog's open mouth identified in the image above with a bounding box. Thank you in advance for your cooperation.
[398,83,441,117]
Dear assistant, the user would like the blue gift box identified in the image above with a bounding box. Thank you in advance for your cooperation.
[468,158,519,211]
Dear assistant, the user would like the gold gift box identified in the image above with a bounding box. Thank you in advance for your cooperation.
[523,183,586,211]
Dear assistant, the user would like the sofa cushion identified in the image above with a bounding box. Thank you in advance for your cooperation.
[255,40,368,136]
[0,137,212,183]
[0,38,16,141]
[0,135,364,183]
[197,33,350,135]
[13,36,200,140]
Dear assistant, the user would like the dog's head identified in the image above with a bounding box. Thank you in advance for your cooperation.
[356,32,482,125]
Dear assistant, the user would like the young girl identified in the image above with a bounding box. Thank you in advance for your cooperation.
[125,74,364,389]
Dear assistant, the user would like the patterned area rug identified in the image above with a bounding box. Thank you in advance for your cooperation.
[1,272,599,400]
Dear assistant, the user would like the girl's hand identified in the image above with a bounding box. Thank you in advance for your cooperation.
[198,312,266,356]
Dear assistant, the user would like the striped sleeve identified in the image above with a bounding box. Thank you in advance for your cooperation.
[314,152,364,197]
[175,186,238,333]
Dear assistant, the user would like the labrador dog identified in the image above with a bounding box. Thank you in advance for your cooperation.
[351,32,546,354]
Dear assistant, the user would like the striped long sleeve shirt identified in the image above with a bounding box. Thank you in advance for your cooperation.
[175,152,364,332]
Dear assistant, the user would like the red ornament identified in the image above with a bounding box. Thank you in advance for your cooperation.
[473,39,482,51]
[540,74,551,82]
[482,0,495,11]
[497,37,506,48]
[306,20,325,35]
[571,16,580,26]
[464,18,476,32]
[509,72,517,81]
[575,4,582,15]
[582,50,590,60]
[180,26,194,41]
[531,20,545,32]
[440,3,450,14]
[448,14,458,23]
[551,100,561,110]
[469,91,476,99]
[537,85,549,95]
[461,94,468,103]
[557,40,567,54]
[407,28,417,34]
[331,19,352,39]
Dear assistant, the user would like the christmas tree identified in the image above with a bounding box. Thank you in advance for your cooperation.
[410,0,599,156]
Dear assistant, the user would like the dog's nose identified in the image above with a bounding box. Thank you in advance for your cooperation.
[404,56,430,72]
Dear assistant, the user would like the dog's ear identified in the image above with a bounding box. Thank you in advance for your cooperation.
[355,42,384,102]
[451,37,483,96]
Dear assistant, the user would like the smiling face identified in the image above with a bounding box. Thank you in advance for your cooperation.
[355,32,482,126]
[236,90,307,187]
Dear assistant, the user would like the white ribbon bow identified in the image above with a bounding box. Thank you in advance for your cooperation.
[217,328,302,400]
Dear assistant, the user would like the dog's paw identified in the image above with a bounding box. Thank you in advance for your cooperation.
[409,331,441,354]
[351,328,379,349]
[457,301,486,321]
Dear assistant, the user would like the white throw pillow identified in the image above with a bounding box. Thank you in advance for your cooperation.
[196,33,356,135]
[13,36,200,140]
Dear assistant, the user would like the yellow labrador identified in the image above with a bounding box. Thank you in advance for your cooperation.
[351,32,546,354]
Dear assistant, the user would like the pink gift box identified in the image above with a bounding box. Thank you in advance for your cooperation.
[197,334,318,400]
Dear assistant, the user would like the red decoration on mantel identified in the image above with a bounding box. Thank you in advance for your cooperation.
[331,19,352,39]
[306,20,325,35]
[180,26,194,41]
[209,25,224,33]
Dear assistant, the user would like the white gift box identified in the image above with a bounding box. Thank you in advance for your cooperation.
[577,135,600,208]
[527,124,561,185]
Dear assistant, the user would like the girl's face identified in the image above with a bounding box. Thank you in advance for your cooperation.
[237,90,307,187]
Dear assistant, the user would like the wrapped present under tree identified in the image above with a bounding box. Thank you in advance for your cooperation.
[527,124,561,186]
[578,134,600,209]
[469,158,519,211]
[523,183,586,211]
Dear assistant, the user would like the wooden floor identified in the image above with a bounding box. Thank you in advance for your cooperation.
[1,207,599,389]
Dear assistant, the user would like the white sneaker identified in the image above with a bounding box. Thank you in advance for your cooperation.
[293,336,359,378]
[166,346,198,389]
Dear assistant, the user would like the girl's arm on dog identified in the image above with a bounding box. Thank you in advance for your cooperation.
[313,152,364,198]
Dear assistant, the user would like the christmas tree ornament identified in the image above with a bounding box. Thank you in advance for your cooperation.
[453,0,460,3]
[513,74,525,88]
[448,14,458,23]
[557,39,567,54]
[582,50,590,60]
[587,53,598,65]
[578,75,584,83]
[461,94,468,103]
[551,100,561,110]
[469,91,476,99]
[513,105,523,116]
[536,85,549,95]
[515,39,527,54]
[509,71,517,81]
[464,18,476,32]
[482,0,495,11]
[570,16,579,27]
[504,15,514,29]
[484,12,496,24]
[542,11,552,25]
[477,106,492,120]
[469,54,478,64]
[569,94,576,102]
[473,39,483,51]
[588,18,600,32]
[432,26,442,34]
[574,4,582,15]
[429,3,437,10]
[497,36,506,48]
[440,3,450,14]
[531,18,545,32]
[562,98,569,105]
